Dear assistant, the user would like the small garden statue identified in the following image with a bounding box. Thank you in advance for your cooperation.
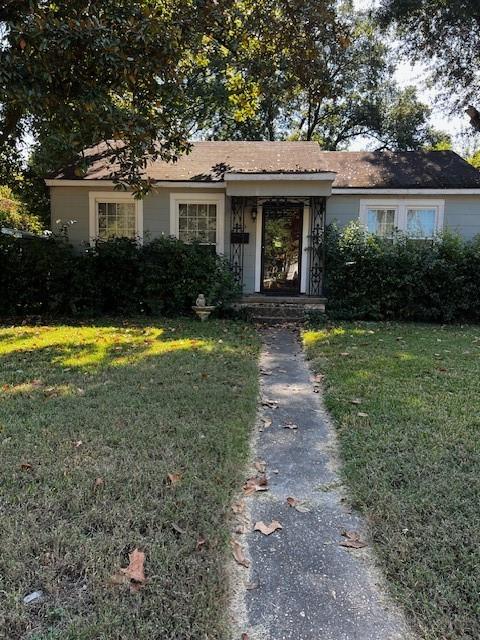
[192,293,215,321]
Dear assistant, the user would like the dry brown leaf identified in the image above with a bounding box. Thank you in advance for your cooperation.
[340,352,350,357]
[357,412,369,418]
[339,530,367,549]
[254,520,283,536]
[167,472,182,486]
[241,633,249,640]
[243,474,268,495]
[350,398,362,405]
[111,548,146,593]
[77,387,86,396]
[286,496,311,513]
[262,399,278,408]
[283,422,298,430]
[20,462,33,472]
[254,459,266,473]
[74,440,83,448]
[231,539,250,567]
[261,417,272,428]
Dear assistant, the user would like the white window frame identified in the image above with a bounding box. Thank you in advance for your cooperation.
[169,192,225,254]
[359,199,445,238]
[88,192,143,244]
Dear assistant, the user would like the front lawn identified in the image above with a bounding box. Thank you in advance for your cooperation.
[303,323,480,640]
[0,319,259,639]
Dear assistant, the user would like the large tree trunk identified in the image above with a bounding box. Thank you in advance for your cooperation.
[466,105,480,132]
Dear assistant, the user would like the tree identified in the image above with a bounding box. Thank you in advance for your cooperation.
[378,0,480,131]
[207,2,444,150]
[0,0,237,194]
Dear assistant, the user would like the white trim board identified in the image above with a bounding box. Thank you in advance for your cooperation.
[169,192,225,255]
[88,191,143,244]
[333,188,480,195]
[226,172,337,182]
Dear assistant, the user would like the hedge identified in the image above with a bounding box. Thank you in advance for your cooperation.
[324,222,480,322]
[0,235,240,317]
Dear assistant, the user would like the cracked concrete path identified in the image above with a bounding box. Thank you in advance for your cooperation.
[232,327,412,640]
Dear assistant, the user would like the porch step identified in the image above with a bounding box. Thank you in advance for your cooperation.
[234,298,326,324]
[241,295,327,305]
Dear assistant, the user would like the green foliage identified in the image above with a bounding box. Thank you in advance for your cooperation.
[467,149,480,169]
[0,235,240,317]
[0,185,43,232]
[378,0,480,115]
[324,222,480,322]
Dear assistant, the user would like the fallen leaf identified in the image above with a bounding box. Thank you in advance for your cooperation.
[254,459,266,473]
[283,422,298,430]
[231,539,250,567]
[245,581,258,590]
[74,440,83,448]
[167,472,182,486]
[339,530,367,549]
[20,462,33,472]
[111,548,146,592]
[350,398,362,405]
[254,520,283,536]
[437,367,448,373]
[262,399,278,408]
[357,412,369,418]
[286,496,311,513]
[77,387,86,396]
[243,474,268,495]
[340,352,350,357]
[313,373,324,383]
[241,633,249,640]
[235,524,249,534]
[261,417,272,428]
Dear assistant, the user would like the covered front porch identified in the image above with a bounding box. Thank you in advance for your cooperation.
[225,170,335,304]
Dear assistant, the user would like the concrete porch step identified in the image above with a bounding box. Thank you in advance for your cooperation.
[234,296,326,324]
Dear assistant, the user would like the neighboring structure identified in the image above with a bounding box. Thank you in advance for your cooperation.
[46,141,480,298]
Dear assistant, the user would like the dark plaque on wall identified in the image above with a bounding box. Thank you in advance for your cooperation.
[230,231,250,244]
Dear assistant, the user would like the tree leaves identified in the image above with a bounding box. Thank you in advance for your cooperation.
[231,539,250,567]
[339,530,367,549]
[254,520,282,536]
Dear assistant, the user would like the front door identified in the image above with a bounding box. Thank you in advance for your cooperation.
[261,201,303,295]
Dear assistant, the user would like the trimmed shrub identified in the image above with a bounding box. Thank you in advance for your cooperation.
[324,222,480,322]
[0,235,240,317]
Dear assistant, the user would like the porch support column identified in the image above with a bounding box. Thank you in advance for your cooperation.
[230,196,246,287]
[307,196,326,296]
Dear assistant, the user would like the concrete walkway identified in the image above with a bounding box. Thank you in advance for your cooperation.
[232,327,412,640]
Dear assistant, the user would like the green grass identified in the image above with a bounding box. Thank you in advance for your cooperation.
[303,323,480,640]
[0,319,259,640]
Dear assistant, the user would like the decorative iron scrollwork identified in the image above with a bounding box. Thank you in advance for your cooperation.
[230,197,246,286]
[308,196,326,296]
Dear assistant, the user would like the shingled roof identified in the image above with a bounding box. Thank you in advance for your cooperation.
[50,141,480,189]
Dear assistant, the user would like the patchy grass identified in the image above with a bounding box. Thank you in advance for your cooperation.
[0,319,259,639]
[303,323,480,640]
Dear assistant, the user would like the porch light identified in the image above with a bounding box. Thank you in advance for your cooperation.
[250,206,258,221]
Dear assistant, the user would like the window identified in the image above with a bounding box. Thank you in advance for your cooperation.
[367,208,396,237]
[178,202,217,244]
[97,202,136,239]
[170,193,225,254]
[406,207,436,238]
[359,200,444,239]
[89,193,142,243]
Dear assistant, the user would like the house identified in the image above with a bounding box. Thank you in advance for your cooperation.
[46,141,480,301]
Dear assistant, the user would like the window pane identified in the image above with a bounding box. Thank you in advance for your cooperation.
[97,201,136,239]
[407,208,436,238]
[367,208,395,237]
[177,201,216,245]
